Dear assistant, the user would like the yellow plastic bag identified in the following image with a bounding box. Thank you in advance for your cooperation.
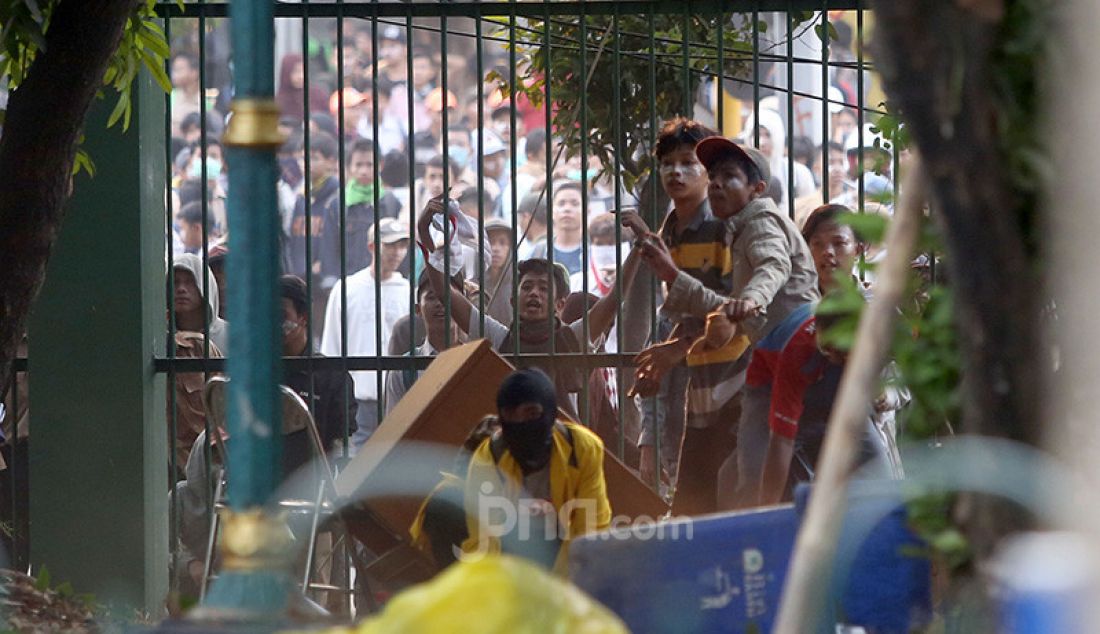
[316,554,628,634]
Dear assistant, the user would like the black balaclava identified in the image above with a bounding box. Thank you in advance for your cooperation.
[496,368,558,473]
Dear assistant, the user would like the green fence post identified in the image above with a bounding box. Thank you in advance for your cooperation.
[197,0,292,618]
[28,70,167,614]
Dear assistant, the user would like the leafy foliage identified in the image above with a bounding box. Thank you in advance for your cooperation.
[488,11,818,195]
[0,0,175,175]
[989,0,1052,259]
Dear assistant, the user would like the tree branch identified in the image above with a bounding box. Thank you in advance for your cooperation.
[0,0,141,392]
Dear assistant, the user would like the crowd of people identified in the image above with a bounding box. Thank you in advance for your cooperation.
[0,14,912,596]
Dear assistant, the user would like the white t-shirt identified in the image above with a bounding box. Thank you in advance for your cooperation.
[320,270,411,401]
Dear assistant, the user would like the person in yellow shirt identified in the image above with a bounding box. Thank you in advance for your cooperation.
[462,369,611,573]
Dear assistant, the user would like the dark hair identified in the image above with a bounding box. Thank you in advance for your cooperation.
[280,129,304,155]
[171,52,199,70]
[525,128,547,160]
[416,270,464,303]
[310,130,339,160]
[279,274,310,316]
[791,135,815,166]
[178,201,205,227]
[180,112,203,133]
[801,204,860,245]
[458,186,492,209]
[347,137,378,162]
[552,179,583,200]
[654,117,720,160]
[588,213,617,242]
[177,179,204,208]
[518,192,547,226]
[426,154,459,180]
[517,258,569,300]
[380,150,410,187]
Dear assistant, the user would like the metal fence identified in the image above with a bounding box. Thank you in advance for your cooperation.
[7,0,890,606]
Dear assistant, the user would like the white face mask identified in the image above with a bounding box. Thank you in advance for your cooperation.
[658,160,705,178]
[281,319,300,336]
[590,242,631,270]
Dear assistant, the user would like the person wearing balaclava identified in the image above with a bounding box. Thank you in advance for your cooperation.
[462,368,611,573]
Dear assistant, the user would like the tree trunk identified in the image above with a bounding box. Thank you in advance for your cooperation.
[869,0,1041,556]
[0,0,140,393]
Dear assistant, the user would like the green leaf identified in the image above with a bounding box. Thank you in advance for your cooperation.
[106,91,130,129]
[72,148,95,178]
[22,0,43,24]
[141,48,173,93]
[35,566,50,591]
[55,581,74,597]
[839,211,888,244]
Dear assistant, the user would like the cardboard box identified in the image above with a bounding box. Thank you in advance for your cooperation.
[337,340,513,537]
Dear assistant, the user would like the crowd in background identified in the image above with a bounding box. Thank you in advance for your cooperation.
[2,12,908,590]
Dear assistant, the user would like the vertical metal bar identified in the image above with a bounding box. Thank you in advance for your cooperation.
[856,4,865,217]
[335,7,350,457]
[196,9,216,571]
[476,11,487,337]
[786,4,795,219]
[821,4,830,202]
[579,9,591,427]
[647,8,661,490]
[164,14,179,593]
[716,9,724,131]
[406,10,417,360]
[543,1,555,355]
[365,4,380,461]
[612,5,624,458]
[681,4,691,115]
[336,10,351,611]
[442,11,453,351]
[752,3,760,147]
[302,3,315,368]
[508,4,520,356]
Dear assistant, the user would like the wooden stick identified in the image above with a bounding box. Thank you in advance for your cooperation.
[773,157,926,633]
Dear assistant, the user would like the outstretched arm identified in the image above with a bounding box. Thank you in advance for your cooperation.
[417,198,475,334]
[585,247,643,343]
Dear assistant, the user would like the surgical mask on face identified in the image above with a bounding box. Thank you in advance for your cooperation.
[191,156,223,180]
[448,145,470,170]
[659,161,705,177]
[590,243,630,270]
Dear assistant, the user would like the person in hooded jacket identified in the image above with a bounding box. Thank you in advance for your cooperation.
[170,253,228,475]
[462,369,611,574]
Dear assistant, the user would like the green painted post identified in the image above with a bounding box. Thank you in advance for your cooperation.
[198,0,293,618]
[28,71,167,613]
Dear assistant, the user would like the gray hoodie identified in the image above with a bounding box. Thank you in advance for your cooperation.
[173,253,229,352]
